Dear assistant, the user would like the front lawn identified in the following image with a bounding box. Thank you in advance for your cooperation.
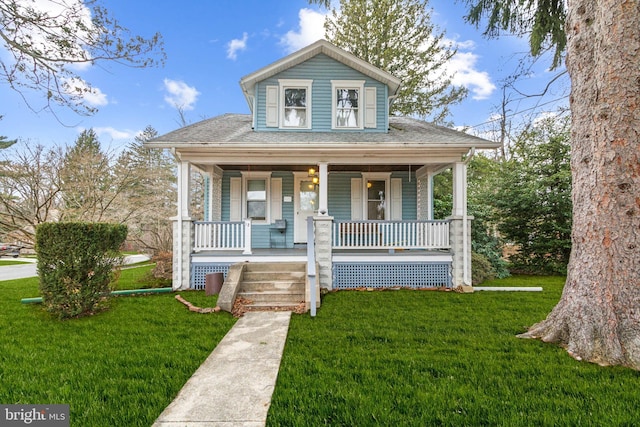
[268,276,640,426]
[0,266,236,426]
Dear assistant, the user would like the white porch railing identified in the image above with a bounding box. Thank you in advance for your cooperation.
[193,219,252,254]
[332,220,451,250]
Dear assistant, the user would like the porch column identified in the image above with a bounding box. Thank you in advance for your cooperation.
[450,161,472,287]
[452,162,467,217]
[415,166,434,220]
[313,215,334,290]
[318,162,329,215]
[172,160,193,290]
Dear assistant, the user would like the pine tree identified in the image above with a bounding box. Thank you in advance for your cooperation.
[325,0,467,123]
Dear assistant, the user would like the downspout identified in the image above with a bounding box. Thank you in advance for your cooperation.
[462,147,475,286]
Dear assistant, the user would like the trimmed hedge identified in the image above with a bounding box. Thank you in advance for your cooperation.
[36,222,128,319]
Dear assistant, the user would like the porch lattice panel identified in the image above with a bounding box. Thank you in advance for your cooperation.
[332,262,452,289]
[191,263,232,290]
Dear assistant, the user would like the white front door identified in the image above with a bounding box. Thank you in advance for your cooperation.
[294,173,319,243]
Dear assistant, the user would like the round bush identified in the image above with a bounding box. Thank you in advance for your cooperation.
[36,222,127,319]
[472,251,495,285]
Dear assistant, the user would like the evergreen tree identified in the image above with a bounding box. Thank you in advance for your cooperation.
[116,126,176,253]
[464,0,640,370]
[325,0,467,123]
[60,129,112,221]
[493,116,572,275]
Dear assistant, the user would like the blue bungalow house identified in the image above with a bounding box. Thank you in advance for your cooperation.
[147,40,500,311]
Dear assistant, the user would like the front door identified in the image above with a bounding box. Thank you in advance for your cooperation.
[294,173,319,243]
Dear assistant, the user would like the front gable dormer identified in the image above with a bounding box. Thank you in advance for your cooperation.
[239,40,401,133]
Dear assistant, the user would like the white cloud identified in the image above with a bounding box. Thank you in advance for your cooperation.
[532,110,561,126]
[443,39,496,100]
[63,77,108,107]
[163,78,200,110]
[227,33,249,60]
[280,8,327,53]
[93,127,137,141]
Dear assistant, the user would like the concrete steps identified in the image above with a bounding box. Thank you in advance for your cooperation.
[235,262,306,311]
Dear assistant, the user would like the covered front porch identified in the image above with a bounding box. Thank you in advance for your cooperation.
[150,115,489,295]
[173,159,472,292]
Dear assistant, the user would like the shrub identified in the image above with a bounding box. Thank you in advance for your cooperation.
[472,251,495,285]
[36,222,127,319]
[151,251,172,280]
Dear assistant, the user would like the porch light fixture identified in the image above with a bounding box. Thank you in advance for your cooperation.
[308,167,319,185]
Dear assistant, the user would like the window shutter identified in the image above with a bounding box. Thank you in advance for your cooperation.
[230,177,242,221]
[270,177,282,221]
[364,87,377,128]
[265,86,278,127]
[391,178,402,220]
[351,178,363,220]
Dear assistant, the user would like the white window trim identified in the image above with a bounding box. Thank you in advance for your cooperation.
[241,171,272,224]
[331,80,365,130]
[361,172,391,220]
[278,79,313,130]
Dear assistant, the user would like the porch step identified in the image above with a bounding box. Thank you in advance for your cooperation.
[234,262,307,312]
[239,289,305,304]
[242,271,306,282]
[239,280,305,292]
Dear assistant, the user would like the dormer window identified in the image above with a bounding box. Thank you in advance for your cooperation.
[332,80,365,129]
[279,79,312,129]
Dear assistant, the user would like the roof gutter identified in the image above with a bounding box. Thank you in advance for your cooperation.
[240,80,255,115]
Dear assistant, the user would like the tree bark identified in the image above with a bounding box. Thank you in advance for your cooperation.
[518,0,640,369]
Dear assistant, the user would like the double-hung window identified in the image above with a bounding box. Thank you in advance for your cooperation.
[279,79,312,129]
[241,172,271,223]
[332,80,365,129]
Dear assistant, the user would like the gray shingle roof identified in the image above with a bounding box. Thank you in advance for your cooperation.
[149,114,499,149]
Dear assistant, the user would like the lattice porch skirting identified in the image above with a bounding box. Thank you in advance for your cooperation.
[191,263,232,290]
[332,261,452,290]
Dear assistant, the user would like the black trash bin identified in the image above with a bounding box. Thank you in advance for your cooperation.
[205,272,224,296]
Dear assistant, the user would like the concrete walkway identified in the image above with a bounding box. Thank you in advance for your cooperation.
[153,311,292,427]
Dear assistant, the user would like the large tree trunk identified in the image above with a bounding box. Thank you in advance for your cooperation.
[519,0,640,369]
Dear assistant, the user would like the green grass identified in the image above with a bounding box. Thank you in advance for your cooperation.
[0,259,30,265]
[0,266,236,426]
[268,276,640,426]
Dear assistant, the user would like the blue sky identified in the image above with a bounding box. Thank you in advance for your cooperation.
[0,0,569,150]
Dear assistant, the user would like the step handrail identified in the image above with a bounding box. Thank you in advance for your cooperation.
[307,216,316,317]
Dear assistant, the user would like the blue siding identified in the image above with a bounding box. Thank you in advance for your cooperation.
[327,172,360,220]
[255,54,388,132]
[221,171,295,249]
[203,176,210,221]
[220,171,240,222]
[220,170,417,242]
[391,171,417,220]
[327,171,417,220]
